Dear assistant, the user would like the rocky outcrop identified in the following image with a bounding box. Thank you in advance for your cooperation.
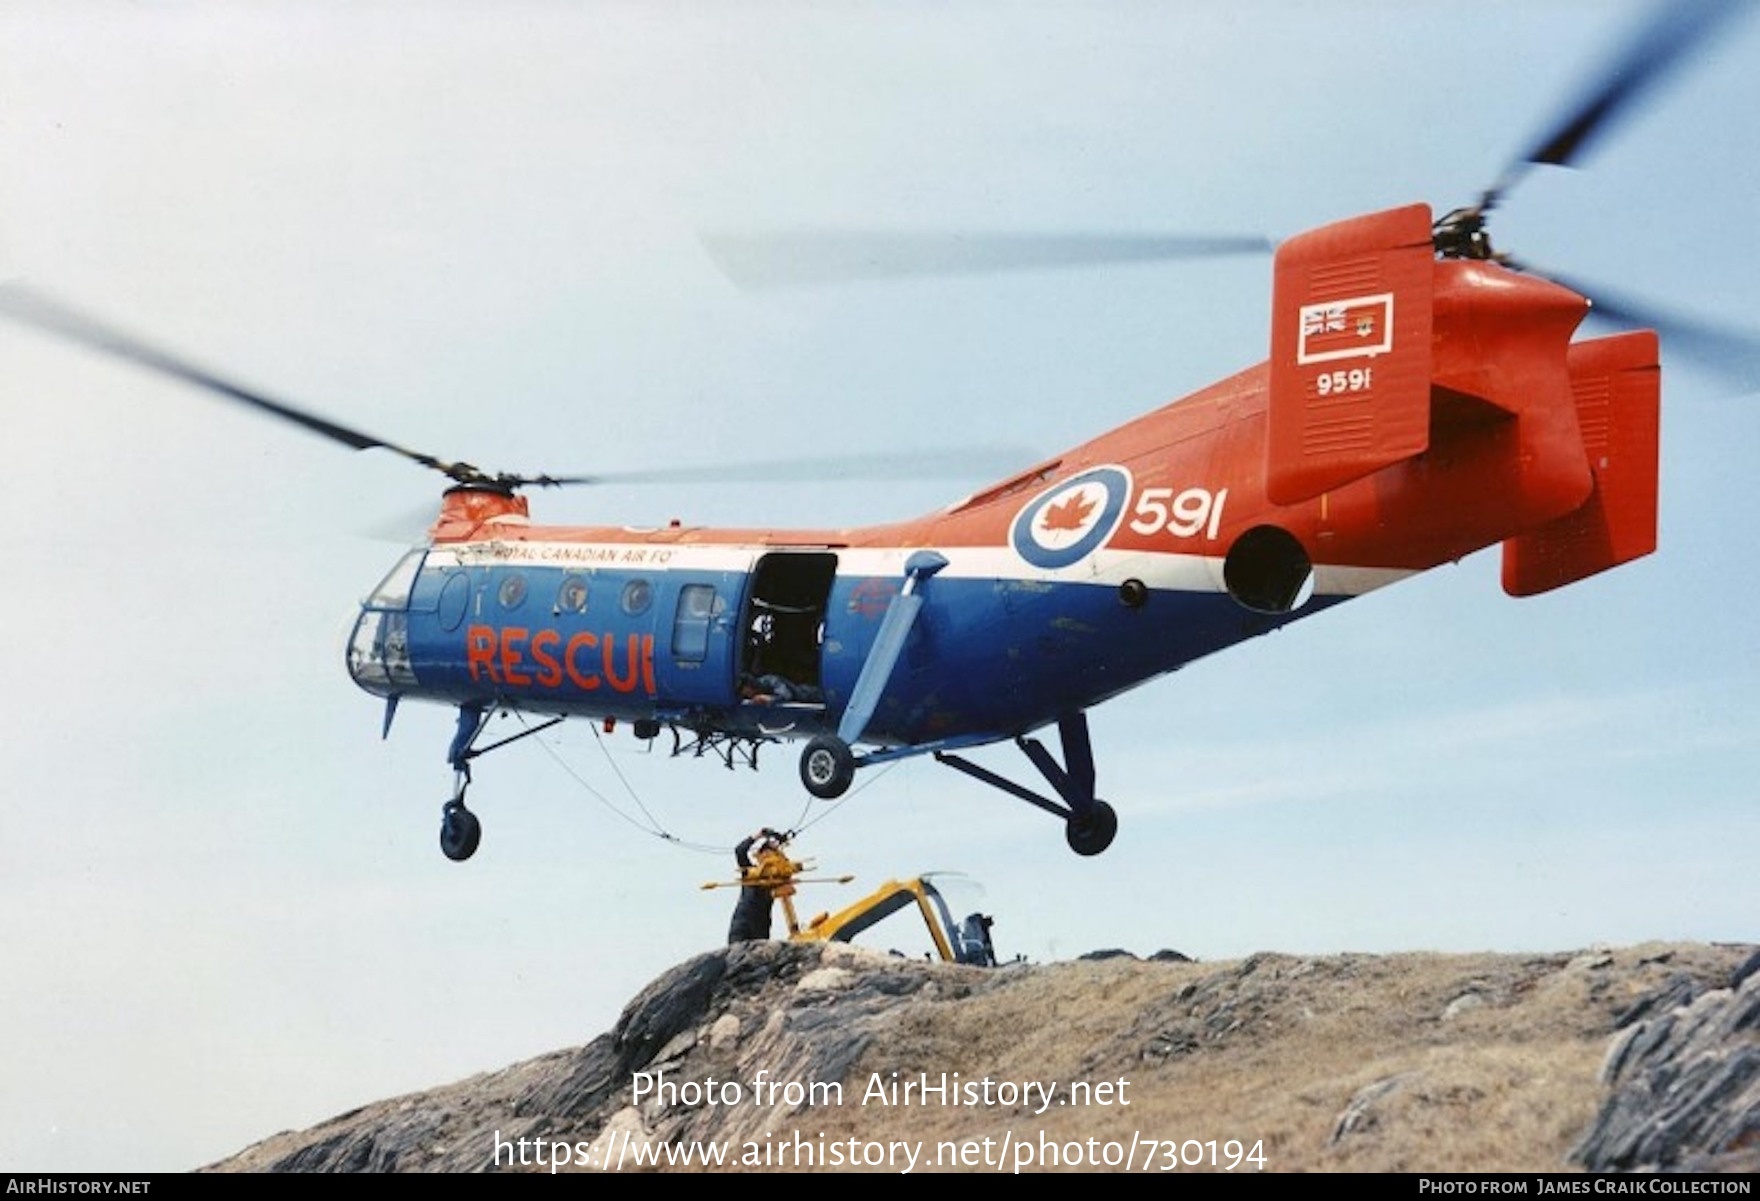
[209,941,1760,1173]
[215,941,993,1173]
[1572,951,1760,1172]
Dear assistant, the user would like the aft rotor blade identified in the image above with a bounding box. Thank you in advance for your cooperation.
[527,446,1040,488]
[1484,0,1748,209]
[704,230,1271,289]
[0,284,466,477]
[1544,268,1760,389]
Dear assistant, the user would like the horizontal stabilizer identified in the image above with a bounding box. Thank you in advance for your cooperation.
[1501,331,1660,597]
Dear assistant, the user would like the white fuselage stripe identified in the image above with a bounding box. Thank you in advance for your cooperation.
[423,541,1414,599]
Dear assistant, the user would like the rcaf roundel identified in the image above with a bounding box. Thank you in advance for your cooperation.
[1009,465,1133,570]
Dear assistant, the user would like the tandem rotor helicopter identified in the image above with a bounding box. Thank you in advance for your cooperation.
[5,3,1755,865]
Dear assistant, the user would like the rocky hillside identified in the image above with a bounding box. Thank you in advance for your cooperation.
[211,940,1760,1174]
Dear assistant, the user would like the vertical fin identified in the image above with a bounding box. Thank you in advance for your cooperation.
[1267,203,1435,505]
[1502,331,1660,596]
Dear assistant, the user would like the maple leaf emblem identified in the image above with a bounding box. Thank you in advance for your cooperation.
[1040,489,1098,533]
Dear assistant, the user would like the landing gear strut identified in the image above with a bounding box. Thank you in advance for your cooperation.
[432,702,562,862]
[438,703,490,863]
[799,549,947,802]
[936,711,1119,856]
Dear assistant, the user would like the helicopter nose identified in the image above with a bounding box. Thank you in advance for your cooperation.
[346,549,427,696]
[345,606,406,697]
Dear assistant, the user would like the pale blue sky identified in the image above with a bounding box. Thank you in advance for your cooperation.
[2,0,1757,1172]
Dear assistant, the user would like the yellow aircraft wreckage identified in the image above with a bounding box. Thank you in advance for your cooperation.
[702,830,998,965]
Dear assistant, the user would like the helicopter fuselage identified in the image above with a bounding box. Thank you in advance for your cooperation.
[346,206,1661,848]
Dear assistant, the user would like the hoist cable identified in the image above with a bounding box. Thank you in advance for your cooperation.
[515,713,895,855]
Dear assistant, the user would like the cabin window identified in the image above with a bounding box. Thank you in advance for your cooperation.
[621,578,653,616]
[497,574,527,610]
[556,575,589,614]
[672,584,719,662]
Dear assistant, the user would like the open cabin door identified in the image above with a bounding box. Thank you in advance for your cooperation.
[739,552,837,708]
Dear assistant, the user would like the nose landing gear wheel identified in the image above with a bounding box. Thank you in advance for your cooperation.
[799,735,856,799]
[1064,800,1117,857]
[440,800,482,862]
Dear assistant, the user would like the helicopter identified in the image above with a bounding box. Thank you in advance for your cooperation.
[3,2,1753,868]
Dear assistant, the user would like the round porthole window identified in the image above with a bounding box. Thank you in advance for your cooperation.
[498,574,527,609]
[557,575,589,614]
[620,579,652,616]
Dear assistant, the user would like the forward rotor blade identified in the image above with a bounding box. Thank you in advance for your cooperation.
[1484,0,1748,209]
[0,284,464,476]
[527,445,1040,488]
[0,285,1047,493]
[704,230,1271,289]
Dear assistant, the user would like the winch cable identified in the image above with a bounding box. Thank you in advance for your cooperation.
[587,719,682,840]
[789,759,898,836]
[517,712,898,854]
[516,713,723,853]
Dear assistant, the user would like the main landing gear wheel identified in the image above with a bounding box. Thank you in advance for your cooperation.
[440,800,482,862]
[799,735,855,800]
[1064,800,1118,857]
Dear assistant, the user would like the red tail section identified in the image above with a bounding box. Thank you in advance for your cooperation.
[1501,331,1661,597]
[1266,203,1434,505]
[1263,203,1653,592]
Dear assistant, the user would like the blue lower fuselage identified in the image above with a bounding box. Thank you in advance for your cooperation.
[347,545,1344,747]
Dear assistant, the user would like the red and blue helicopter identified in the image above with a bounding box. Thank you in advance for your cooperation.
[4,2,1750,864]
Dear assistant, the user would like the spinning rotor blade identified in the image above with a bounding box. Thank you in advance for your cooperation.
[704,230,1271,289]
[0,285,1042,498]
[0,284,489,483]
[528,445,1039,488]
[1543,268,1760,389]
[1482,0,1747,211]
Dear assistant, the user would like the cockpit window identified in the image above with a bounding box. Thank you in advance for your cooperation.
[366,550,425,611]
